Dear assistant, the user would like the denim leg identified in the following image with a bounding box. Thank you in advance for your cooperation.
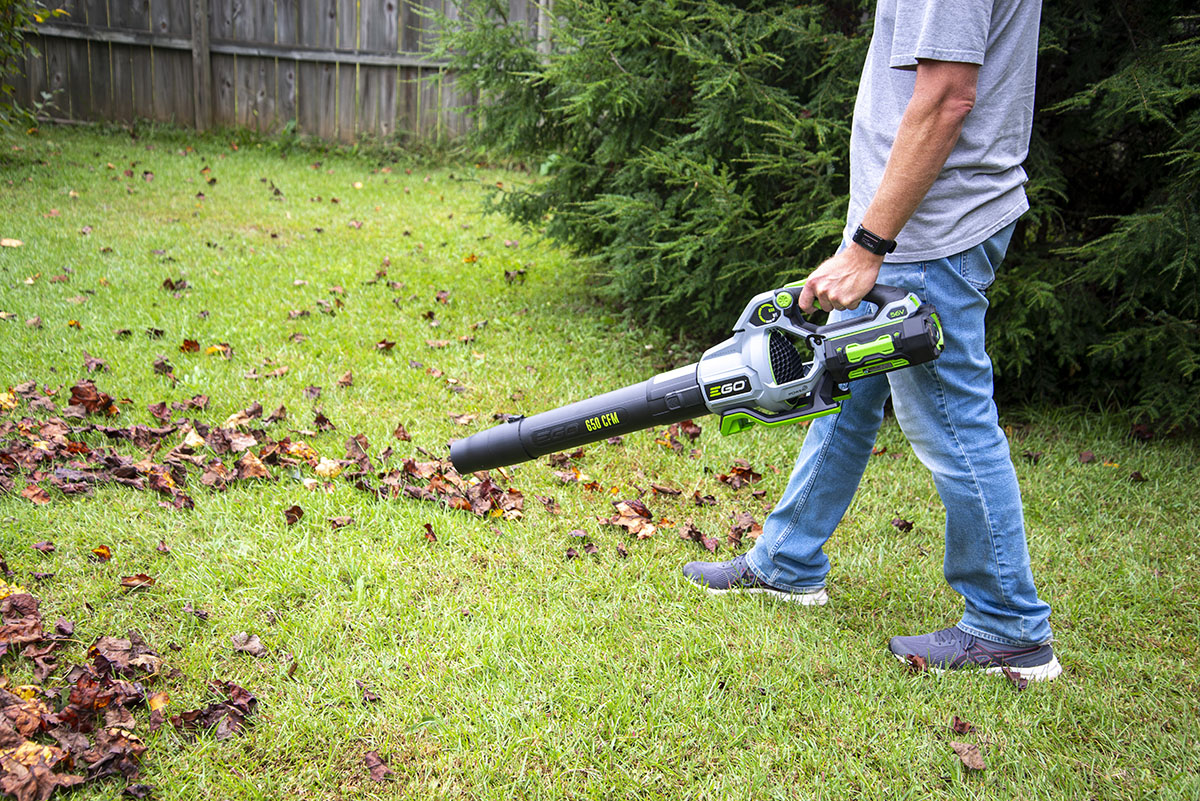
[745,304,892,591]
[887,233,1053,646]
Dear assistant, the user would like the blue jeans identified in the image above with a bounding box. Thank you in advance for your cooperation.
[745,223,1053,646]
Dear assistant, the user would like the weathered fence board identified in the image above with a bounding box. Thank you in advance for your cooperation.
[10,0,548,142]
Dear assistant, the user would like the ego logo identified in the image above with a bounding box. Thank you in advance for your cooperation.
[705,375,752,401]
[887,307,907,319]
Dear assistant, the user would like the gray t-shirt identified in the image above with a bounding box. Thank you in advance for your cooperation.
[844,0,1042,262]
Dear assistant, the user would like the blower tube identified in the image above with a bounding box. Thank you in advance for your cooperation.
[449,363,708,474]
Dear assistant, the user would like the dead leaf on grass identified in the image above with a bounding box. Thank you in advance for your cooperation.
[364,750,393,782]
[950,741,986,771]
[119,575,155,593]
[231,632,266,657]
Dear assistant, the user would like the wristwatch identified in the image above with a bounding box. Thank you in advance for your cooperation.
[852,225,897,256]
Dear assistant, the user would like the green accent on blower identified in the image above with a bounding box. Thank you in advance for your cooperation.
[931,312,945,350]
[848,358,909,379]
[844,334,896,363]
[719,406,841,436]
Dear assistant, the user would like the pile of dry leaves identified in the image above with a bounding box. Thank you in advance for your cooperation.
[0,580,256,799]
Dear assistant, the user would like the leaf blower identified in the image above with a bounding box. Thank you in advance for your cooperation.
[449,283,943,474]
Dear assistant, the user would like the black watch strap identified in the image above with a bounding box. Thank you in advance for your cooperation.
[852,225,897,256]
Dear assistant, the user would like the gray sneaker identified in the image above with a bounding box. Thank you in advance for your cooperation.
[682,554,829,605]
[888,625,1062,681]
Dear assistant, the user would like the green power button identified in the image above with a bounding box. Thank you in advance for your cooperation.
[775,292,793,309]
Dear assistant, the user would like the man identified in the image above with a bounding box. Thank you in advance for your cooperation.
[683,0,1060,681]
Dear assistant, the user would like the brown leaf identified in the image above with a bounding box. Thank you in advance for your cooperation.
[20,485,50,506]
[328,516,354,529]
[180,339,200,353]
[392,422,412,441]
[605,499,657,539]
[31,542,55,554]
[91,545,113,562]
[147,401,171,423]
[337,371,353,387]
[231,632,267,657]
[422,523,437,542]
[950,741,986,771]
[950,715,975,734]
[891,517,914,533]
[234,451,271,480]
[364,750,393,783]
[903,653,927,673]
[82,351,109,373]
[537,495,563,515]
[716,459,762,490]
[283,505,304,525]
[119,574,156,592]
[1001,666,1028,691]
[1078,450,1096,464]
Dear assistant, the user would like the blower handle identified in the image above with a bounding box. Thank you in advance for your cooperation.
[783,282,910,336]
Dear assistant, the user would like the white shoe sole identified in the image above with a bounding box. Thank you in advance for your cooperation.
[705,586,829,606]
[891,652,1063,682]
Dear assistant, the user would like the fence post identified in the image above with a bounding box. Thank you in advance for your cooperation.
[191,0,212,130]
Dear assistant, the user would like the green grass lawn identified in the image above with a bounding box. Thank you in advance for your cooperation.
[1,125,1197,801]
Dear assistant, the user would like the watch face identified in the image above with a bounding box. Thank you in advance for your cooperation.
[854,226,895,255]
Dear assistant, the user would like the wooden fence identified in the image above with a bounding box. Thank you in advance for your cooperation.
[10,1,549,142]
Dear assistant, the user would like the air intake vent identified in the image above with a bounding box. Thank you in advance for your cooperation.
[769,330,808,385]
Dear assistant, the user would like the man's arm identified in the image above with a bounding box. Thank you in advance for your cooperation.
[799,59,981,313]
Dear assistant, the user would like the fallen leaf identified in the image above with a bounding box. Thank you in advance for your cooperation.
[1078,450,1096,464]
[716,459,762,490]
[283,505,304,525]
[950,741,986,771]
[1001,666,1028,691]
[20,485,50,505]
[364,751,393,782]
[91,545,113,562]
[891,517,914,533]
[231,632,266,657]
[950,715,975,734]
[0,238,24,248]
[422,523,437,542]
[119,574,155,592]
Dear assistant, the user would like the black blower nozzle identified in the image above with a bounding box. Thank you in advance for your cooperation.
[449,363,707,474]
